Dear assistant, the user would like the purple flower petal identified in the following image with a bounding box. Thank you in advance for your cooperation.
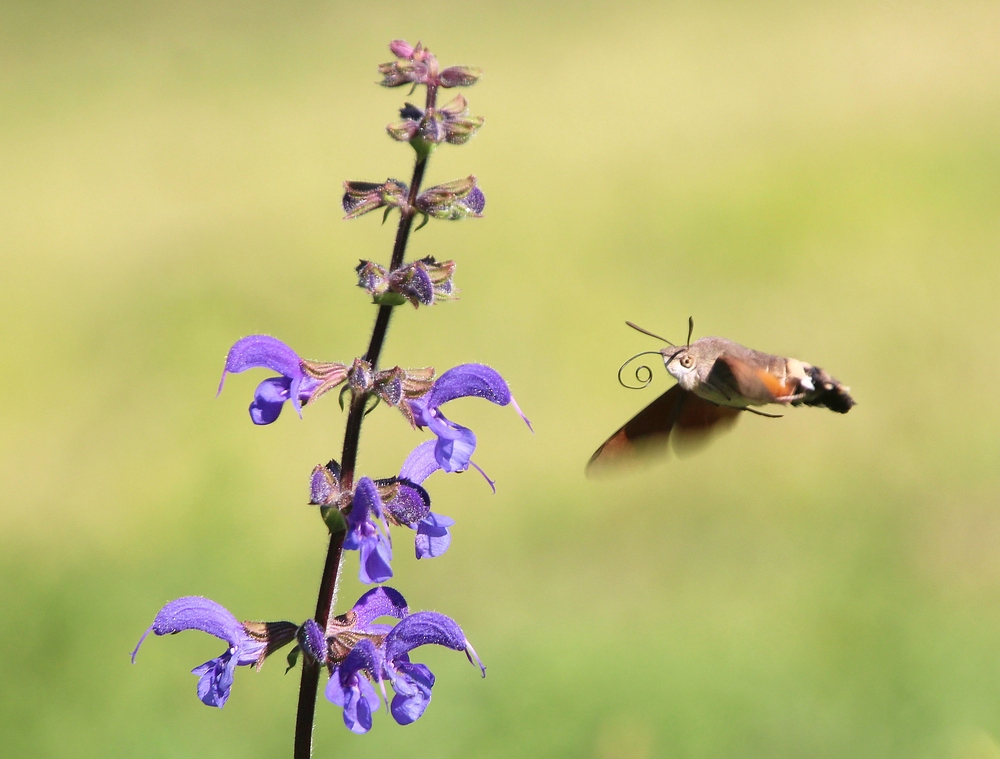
[358,533,393,585]
[131,597,262,664]
[384,611,468,661]
[249,376,292,424]
[415,513,454,559]
[218,335,303,392]
[399,441,442,485]
[350,587,409,630]
[389,662,435,725]
[425,364,511,410]
[192,653,239,707]
[433,419,477,473]
[347,479,393,584]
[326,663,381,734]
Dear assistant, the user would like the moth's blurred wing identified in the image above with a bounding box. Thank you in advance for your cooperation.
[670,386,743,456]
[586,386,741,474]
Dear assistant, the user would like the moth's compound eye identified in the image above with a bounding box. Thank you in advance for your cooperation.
[679,354,695,369]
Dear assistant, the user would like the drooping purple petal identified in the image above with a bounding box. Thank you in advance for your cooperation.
[399,441,442,485]
[384,611,468,661]
[389,662,435,725]
[131,597,263,664]
[326,663,381,734]
[415,513,454,559]
[358,532,393,585]
[424,364,511,410]
[350,587,409,630]
[431,417,477,473]
[346,478,393,584]
[218,335,303,393]
[192,653,239,707]
[249,376,293,424]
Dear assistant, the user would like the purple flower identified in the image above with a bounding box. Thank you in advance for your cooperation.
[131,596,296,708]
[406,364,531,481]
[323,587,483,733]
[218,335,347,425]
[344,477,394,584]
[383,611,483,725]
[393,440,457,559]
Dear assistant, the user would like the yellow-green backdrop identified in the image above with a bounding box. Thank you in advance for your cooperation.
[3,1,1000,757]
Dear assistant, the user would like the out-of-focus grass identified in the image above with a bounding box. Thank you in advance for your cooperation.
[2,1,1000,757]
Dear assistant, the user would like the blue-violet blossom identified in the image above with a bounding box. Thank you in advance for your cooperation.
[132,596,297,708]
[406,363,531,483]
[323,587,484,733]
[218,335,347,425]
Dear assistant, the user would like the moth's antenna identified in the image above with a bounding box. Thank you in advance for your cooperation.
[686,316,694,348]
[625,321,674,346]
[617,351,663,390]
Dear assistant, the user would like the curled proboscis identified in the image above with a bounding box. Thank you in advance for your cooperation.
[617,351,662,390]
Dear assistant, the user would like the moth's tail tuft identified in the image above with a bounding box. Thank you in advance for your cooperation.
[801,366,855,413]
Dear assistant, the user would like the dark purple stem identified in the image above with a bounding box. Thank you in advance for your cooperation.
[292,84,438,759]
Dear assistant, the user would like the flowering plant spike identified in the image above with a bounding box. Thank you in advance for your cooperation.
[133,41,530,756]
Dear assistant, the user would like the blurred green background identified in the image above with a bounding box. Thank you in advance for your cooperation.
[3,1,1000,757]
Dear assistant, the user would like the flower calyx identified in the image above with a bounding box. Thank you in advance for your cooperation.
[343,179,409,221]
[414,176,485,229]
[356,256,457,308]
[345,359,434,409]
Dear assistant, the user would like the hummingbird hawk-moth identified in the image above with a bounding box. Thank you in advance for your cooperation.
[586,319,855,473]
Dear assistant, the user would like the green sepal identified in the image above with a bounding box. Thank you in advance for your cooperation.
[285,645,301,674]
[338,384,352,411]
[373,291,407,307]
[321,505,348,536]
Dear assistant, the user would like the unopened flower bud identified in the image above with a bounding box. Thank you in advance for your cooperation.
[388,39,415,58]
[355,260,388,295]
[342,179,408,220]
[388,262,434,306]
[415,176,485,221]
[379,40,438,87]
[439,65,482,88]
[297,619,328,665]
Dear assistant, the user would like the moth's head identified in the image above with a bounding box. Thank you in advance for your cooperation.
[620,317,698,388]
[661,345,697,383]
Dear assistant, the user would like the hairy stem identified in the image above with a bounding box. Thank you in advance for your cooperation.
[292,88,437,759]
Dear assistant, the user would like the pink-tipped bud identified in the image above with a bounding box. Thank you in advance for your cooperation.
[388,39,415,58]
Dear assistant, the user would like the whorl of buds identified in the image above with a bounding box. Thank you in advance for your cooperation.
[346,359,435,409]
[379,40,481,90]
[387,96,484,146]
[356,257,457,308]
